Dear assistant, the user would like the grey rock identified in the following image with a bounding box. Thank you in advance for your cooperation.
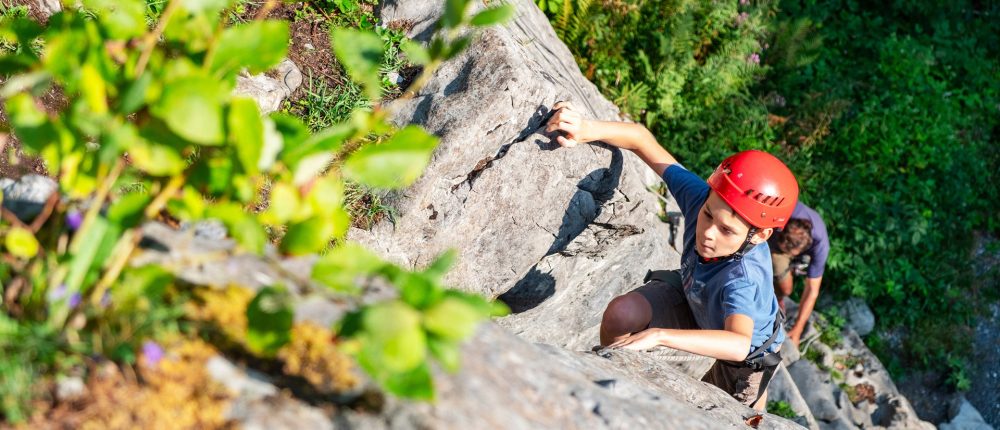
[1,174,57,222]
[133,222,317,292]
[235,59,303,114]
[768,364,820,430]
[361,0,674,355]
[55,376,86,402]
[940,396,994,430]
[205,355,333,430]
[839,297,875,336]
[788,360,844,423]
[32,0,61,18]
[180,219,229,242]
[206,356,277,400]
[357,323,803,429]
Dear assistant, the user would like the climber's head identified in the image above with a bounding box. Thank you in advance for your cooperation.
[773,218,814,256]
[695,150,799,260]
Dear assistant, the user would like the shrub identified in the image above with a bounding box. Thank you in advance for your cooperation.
[0,0,514,421]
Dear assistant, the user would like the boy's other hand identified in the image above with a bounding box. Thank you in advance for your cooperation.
[546,101,591,148]
[608,328,665,351]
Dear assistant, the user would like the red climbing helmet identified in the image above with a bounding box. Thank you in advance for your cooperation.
[706,150,799,229]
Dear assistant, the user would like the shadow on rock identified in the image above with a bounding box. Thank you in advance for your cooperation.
[499,148,623,314]
[498,264,557,313]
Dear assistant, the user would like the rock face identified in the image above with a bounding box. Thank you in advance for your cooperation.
[364,0,676,355]
[769,300,936,430]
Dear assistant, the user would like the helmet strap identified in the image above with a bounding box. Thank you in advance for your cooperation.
[731,227,759,261]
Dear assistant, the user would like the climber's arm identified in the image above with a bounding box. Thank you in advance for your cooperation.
[609,314,754,362]
[546,102,677,176]
[787,276,822,345]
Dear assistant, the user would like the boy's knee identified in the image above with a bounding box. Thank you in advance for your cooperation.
[602,293,652,333]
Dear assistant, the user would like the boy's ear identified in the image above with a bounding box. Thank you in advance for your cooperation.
[750,228,773,245]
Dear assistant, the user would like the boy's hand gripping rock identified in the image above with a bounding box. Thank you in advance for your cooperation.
[546,101,591,148]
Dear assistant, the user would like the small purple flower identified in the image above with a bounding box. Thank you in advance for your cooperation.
[747,53,761,65]
[68,292,82,309]
[47,284,68,302]
[142,341,165,367]
[66,210,83,231]
[740,0,749,5]
[735,12,749,25]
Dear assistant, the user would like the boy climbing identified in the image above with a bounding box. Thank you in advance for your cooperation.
[769,202,829,346]
[546,102,797,410]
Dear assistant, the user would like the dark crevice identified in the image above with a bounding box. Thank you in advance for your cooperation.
[450,105,560,195]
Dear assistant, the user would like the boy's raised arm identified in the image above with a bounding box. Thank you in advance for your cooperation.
[546,102,678,176]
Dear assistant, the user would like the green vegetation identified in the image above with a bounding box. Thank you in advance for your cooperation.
[0,0,514,422]
[542,0,999,383]
[766,400,801,420]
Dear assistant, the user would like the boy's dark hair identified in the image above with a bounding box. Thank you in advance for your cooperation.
[775,218,813,255]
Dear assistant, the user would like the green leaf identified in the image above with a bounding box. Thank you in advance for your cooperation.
[445,35,473,60]
[246,287,294,357]
[280,215,335,255]
[470,4,516,27]
[400,40,431,65]
[113,265,172,309]
[292,152,334,186]
[65,217,112,294]
[428,337,461,372]
[206,203,266,254]
[423,250,457,282]
[5,93,61,155]
[330,28,384,101]
[398,273,443,310]
[124,139,186,176]
[282,122,353,167]
[343,125,439,189]
[361,301,426,372]
[151,77,226,145]
[4,228,39,258]
[311,243,385,293]
[80,65,108,115]
[422,296,486,341]
[167,186,207,220]
[211,20,289,76]
[443,0,471,29]
[381,362,434,400]
[82,0,147,39]
[119,73,153,114]
[107,193,152,229]
[304,175,345,217]
[228,98,264,175]
[261,182,300,225]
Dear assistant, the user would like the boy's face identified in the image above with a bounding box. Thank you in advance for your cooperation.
[695,192,773,258]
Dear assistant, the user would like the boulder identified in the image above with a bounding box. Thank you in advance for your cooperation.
[235,59,303,115]
[939,396,994,430]
[838,297,875,337]
[0,174,57,223]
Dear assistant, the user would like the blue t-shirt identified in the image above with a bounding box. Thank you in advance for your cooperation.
[662,164,784,353]
[789,202,829,279]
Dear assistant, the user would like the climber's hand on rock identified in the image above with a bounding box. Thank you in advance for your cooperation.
[608,328,665,351]
[786,326,802,347]
[547,101,591,148]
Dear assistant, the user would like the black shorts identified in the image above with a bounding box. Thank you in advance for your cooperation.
[631,270,699,331]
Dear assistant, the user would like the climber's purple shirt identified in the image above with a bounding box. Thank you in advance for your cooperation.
[789,202,830,279]
[662,164,784,353]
